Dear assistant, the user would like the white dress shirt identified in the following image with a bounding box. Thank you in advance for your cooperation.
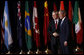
[54,19,59,25]
[61,17,66,25]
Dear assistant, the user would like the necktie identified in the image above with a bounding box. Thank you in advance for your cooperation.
[55,21,57,29]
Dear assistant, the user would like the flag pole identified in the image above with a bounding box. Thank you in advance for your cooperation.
[75,45,80,52]
[45,43,51,54]
[27,50,30,54]
[45,45,49,54]
[45,46,52,54]
[36,48,40,54]
[27,50,33,54]
[6,51,11,54]
[36,47,42,54]
[19,50,25,54]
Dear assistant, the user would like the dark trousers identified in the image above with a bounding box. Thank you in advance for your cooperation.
[60,41,69,54]
[51,37,59,54]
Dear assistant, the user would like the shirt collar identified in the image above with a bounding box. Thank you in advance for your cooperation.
[54,19,59,21]
[62,16,66,22]
[54,18,59,24]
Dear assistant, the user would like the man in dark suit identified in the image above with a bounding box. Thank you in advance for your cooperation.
[59,10,70,54]
[48,11,60,54]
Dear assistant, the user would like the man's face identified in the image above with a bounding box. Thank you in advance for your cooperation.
[59,12,64,19]
[56,14,59,19]
[52,13,56,19]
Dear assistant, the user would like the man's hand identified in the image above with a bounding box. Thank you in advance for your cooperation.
[64,41,67,46]
[53,32,59,37]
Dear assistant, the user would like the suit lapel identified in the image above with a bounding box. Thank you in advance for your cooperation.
[57,19,60,28]
[52,19,60,30]
[60,18,66,27]
[52,20,56,30]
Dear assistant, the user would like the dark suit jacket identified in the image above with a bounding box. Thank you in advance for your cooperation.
[48,19,61,39]
[59,17,70,44]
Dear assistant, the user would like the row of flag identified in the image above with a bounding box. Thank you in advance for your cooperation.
[2,1,13,51]
[1,1,83,52]
[17,1,22,50]
[25,1,32,50]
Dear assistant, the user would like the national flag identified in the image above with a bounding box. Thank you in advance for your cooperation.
[68,1,73,22]
[17,1,22,49]
[25,1,32,50]
[60,1,64,10]
[32,1,40,48]
[43,1,49,46]
[2,1,13,50]
[68,1,74,38]
[53,2,57,11]
[73,1,83,44]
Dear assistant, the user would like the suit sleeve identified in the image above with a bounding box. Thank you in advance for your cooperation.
[48,21,53,36]
[65,19,70,41]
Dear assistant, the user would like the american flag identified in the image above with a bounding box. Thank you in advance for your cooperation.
[17,1,22,49]
[17,1,21,20]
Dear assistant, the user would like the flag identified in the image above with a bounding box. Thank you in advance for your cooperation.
[25,1,32,50]
[60,1,64,10]
[2,1,13,50]
[43,1,49,46]
[73,1,83,44]
[17,1,22,49]
[68,1,73,22]
[68,1,74,38]
[53,2,57,11]
[32,1,40,48]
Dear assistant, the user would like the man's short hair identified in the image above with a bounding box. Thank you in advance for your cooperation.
[52,11,58,15]
[59,10,66,15]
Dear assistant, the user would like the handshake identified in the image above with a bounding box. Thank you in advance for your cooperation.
[53,32,59,37]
